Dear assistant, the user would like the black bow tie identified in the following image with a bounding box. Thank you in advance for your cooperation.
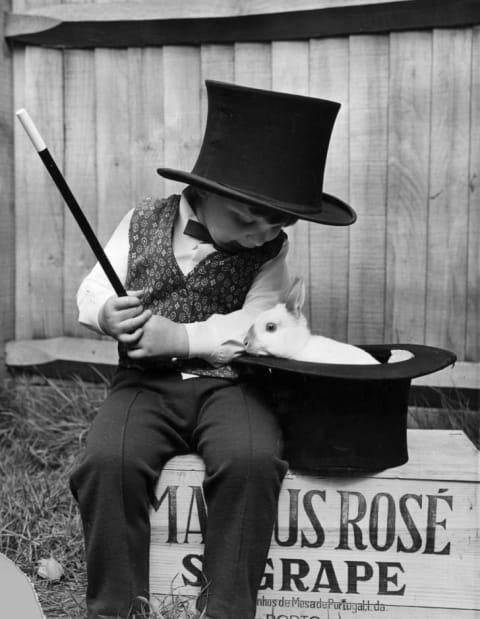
[183,219,215,244]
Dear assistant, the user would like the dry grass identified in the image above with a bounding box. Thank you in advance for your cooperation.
[0,373,207,619]
[0,374,104,618]
[0,373,477,618]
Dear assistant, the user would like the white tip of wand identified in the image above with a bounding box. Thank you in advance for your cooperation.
[16,108,47,152]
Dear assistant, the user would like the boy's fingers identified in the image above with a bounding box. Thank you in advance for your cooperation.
[118,304,146,321]
[127,346,155,359]
[126,289,145,298]
[118,327,144,344]
[126,347,143,358]
[120,310,151,333]
[118,295,143,308]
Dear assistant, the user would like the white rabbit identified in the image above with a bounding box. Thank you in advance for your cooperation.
[244,278,413,365]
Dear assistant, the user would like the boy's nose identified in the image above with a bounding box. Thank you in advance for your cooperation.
[248,229,276,246]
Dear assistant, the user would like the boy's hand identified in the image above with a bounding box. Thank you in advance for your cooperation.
[98,290,152,344]
[127,315,189,360]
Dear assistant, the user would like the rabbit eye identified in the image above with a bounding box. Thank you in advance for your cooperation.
[265,322,277,332]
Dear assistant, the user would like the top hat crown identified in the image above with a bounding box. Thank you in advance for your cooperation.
[158,80,356,226]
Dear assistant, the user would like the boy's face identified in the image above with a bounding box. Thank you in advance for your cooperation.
[198,193,285,252]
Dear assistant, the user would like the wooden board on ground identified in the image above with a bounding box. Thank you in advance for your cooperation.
[4,337,480,391]
[149,430,480,618]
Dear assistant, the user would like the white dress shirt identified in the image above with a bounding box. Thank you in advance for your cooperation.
[77,193,291,365]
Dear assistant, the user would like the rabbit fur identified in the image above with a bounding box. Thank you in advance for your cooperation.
[244,278,413,365]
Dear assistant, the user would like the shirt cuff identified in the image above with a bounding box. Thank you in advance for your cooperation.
[77,289,113,334]
[185,322,245,365]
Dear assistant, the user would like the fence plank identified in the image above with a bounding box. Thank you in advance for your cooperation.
[128,47,166,205]
[162,46,202,197]
[200,44,234,128]
[348,34,389,344]
[271,41,311,320]
[15,46,64,338]
[0,0,15,372]
[95,48,132,244]
[385,32,432,344]
[94,47,132,242]
[234,42,271,89]
[308,37,350,340]
[13,0,65,339]
[426,29,471,358]
[467,27,480,361]
[12,41,27,336]
[64,49,98,336]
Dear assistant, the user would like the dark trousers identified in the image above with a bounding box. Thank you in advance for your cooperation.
[70,368,288,619]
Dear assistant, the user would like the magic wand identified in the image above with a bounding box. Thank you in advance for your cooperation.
[16,108,127,298]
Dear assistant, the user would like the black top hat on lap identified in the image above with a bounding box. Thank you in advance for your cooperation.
[158,80,356,226]
[232,344,456,473]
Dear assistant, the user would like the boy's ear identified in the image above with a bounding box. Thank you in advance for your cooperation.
[285,277,306,317]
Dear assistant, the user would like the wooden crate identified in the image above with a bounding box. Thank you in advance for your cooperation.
[150,429,479,618]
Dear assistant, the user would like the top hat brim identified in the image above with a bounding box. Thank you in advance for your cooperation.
[231,344,456,381]
[157,167,357,226]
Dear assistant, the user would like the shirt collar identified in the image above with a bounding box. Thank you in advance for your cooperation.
[179,191,198,229]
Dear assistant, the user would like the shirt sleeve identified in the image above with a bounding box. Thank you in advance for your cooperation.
[185,238,291,365]
[76,209,133,333]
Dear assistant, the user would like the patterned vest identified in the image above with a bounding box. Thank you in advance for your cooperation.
[122,195,286,377]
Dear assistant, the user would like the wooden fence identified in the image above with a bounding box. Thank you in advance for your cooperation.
[2,0,479,368]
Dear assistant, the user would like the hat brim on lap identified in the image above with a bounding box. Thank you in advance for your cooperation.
[231,344,456,381]
[232,344,457,472]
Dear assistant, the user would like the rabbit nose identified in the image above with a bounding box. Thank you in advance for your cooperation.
[244,326,254,347]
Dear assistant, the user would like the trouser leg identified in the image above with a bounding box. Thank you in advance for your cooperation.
[70,370,286,619]
[69,370,196,619]
[193,380,288,619]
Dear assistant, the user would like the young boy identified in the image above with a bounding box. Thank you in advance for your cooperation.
[70,80,356,619]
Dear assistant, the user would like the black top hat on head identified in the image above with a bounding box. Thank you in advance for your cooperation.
[158,80,356,226]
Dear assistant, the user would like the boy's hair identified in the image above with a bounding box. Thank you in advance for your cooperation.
[185,185,298,228]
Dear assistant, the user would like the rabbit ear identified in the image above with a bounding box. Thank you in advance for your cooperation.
[285,277,306,318]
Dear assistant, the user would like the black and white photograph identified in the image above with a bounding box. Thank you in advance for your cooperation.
[0,1,479,618]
